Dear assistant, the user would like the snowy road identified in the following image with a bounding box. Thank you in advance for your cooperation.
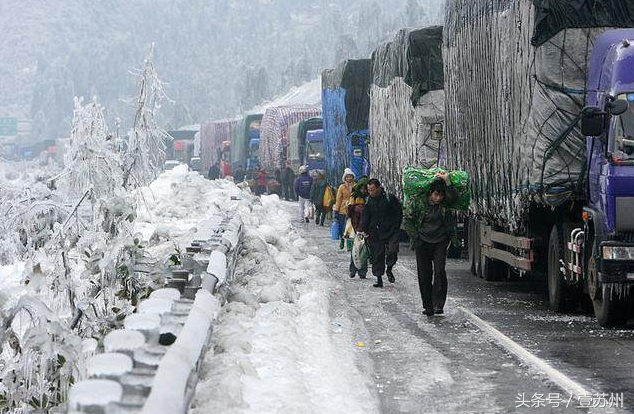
[193,198,634,414]
[297,217,590,414]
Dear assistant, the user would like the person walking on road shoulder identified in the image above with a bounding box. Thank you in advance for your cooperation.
[348,177,369,278]
[414,171,458,316]
[310,172,328,226]
[362,178,403,288]
[207,161,221,180]
[256,167,268,196]
[294,166,313,223]
[282,163,296,201]
[333,168,356,238]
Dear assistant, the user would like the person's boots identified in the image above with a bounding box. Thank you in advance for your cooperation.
[386,267,395,283]
[373,276,383,288]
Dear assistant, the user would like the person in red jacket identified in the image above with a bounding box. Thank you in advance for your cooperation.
[256,167,268,196]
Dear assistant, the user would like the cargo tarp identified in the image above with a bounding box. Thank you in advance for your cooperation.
[369,26,445,198]
[200,119,238,173]
[532,0,634,46]
[259,106,321,171]
[444,0,625,230]
[371,26,444,105]
[322,59,372,185]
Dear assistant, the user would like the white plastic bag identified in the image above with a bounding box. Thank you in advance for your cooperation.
[352,233,370,270]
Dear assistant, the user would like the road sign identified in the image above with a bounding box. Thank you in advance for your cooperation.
[0,118,18,136]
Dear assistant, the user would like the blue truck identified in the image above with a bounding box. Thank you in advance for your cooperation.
[445,1,634,326]
[321,59,373,184]
[305,128,325,172]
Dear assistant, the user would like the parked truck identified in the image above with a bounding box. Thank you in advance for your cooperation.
[305,129,325,172]
[322,59,373,184]
[288,117,323,173]
[445,0,634,326]
[231,114,262,175]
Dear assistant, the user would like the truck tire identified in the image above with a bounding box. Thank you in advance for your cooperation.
[468,218,477,276]
[480,251,505,281]
[547,225,575,312]
[587,243,629,327]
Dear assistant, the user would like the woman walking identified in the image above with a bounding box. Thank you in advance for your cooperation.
[333,168,356,239]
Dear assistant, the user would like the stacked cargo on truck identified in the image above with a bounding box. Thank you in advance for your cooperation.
[321,59,373,184]
[259,106,321,172]
[369,26,444,198]
[445,0,634,326]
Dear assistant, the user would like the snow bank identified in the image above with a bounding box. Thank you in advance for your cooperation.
[134,164,250,259]
[191,194,379,414]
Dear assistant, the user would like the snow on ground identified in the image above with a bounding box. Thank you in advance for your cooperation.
[134,164,250,257]
[190,195,380,414]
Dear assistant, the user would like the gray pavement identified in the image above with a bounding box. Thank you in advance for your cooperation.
[290,202,631,414]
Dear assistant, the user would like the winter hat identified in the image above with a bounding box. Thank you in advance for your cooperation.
[299,165,308,174]
[341,168,356,182]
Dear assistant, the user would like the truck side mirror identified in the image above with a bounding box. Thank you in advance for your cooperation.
[608,99,629,116]
[581,106,606,137]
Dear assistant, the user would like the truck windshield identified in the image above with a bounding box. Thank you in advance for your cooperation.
[612,95,634,161]
[307,141,324,159]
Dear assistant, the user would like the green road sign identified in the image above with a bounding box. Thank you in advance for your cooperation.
[0,118,18,136]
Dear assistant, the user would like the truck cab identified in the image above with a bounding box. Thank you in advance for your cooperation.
[578,29,634,326]
[305,129,325,172]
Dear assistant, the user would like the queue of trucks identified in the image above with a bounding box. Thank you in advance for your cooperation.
[11,1,631,327]
[204,1,634,327]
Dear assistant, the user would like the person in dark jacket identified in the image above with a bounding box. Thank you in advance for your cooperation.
[233,165,246,183]
[415,171,457,316]
[282,164,296,201]
[362,178,403,288]
[294,166,313,223]
[207,162,221,180]
[310,172,328,226]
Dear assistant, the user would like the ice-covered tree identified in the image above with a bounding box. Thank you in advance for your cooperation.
[123,45,169,189]
[65,96,123,201]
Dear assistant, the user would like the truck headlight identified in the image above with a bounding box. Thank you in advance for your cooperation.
[602,245,634,260]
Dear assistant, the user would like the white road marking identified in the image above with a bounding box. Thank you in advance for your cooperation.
[459,307,592,398]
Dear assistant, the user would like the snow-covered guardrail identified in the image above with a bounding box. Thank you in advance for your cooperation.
[66,214,243,414]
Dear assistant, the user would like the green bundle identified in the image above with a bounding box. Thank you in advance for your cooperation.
[402,166,470,210]
[402,166,470,244]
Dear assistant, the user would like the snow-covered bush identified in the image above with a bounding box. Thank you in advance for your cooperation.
[0,49,171,414]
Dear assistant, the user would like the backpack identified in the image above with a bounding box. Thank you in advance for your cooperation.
[323,185,336,208]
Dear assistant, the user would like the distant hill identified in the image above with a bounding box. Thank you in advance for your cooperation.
[0,0,443,142]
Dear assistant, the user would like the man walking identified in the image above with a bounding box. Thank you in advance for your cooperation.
[414,171,457,316]
[310,172,329,226]
[294,166,313,223]
[282,163,296,201]
[362,178,403,288]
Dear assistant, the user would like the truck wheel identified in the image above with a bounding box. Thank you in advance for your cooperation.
[547,225,575,312]
[480,252,505,281]
[468,218,477,276]
[587,243,629,327]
